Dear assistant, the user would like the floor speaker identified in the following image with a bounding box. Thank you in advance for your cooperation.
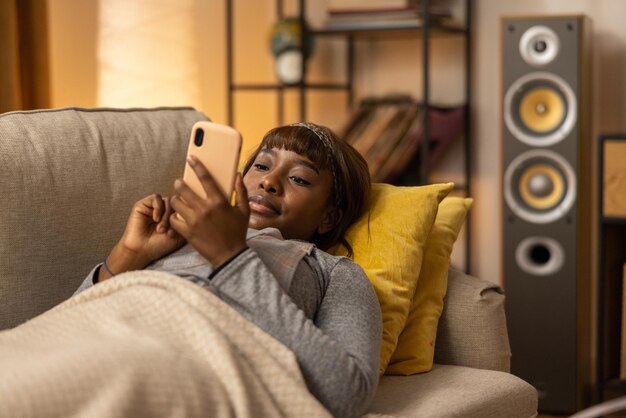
[501,15,591,413]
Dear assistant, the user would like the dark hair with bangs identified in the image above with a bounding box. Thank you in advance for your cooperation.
[249,124,333,168]
[242,124,371,257]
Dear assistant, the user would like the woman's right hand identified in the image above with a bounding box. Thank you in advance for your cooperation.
[99,194,186,282]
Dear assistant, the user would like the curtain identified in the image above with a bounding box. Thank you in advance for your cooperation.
[0,0,50,113]
[98,0,200,108]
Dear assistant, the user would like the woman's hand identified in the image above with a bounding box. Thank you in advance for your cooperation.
[169,156,250,268]
[121,193,187,260]
[100,194,187,282]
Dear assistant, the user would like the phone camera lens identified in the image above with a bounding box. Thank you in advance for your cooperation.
[194,128,204,146]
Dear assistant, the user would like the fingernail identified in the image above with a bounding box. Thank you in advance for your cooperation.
[187,156,196,166]
[174,179,182,189]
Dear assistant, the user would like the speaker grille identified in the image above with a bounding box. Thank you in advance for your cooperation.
[504,72,577,146]
[519,25,560,66]
[504,149,576,223]
[515,236,565,276]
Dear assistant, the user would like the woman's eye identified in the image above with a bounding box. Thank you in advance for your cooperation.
[253,163,269,171]
[290,176,311,186]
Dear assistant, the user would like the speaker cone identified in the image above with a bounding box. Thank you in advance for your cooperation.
[515,236,565,276]
[519,87,564,133]
[519,25,560,67]
[504,72,577,147]
[505,149,576,223]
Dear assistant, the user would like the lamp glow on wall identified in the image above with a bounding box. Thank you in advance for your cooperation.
[97,0,200,108]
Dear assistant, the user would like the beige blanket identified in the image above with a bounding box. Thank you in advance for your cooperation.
[0,271,331,418]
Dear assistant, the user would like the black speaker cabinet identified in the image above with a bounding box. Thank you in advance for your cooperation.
[501,15,591,413]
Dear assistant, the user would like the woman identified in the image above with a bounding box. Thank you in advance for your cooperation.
[76,122,381,418]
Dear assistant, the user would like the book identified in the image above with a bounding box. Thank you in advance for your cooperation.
[341,104,376,145]
[426,105,466,167]
[377,112,425,182]
[340,97,417,179]
[325,1,451,31]
[350,104,400,159]
[367,104,420,181]
[328,4,451,19]
[327,0,414,11]
[619,264,626,380]
[377,105,466,184]
[325,18,424,32]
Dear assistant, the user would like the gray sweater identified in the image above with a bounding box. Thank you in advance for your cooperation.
[76,228,382,418]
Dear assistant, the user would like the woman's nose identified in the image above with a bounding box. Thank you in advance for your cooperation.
[259,173,281,194]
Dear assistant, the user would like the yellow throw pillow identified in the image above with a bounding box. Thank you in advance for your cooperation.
[329,182,454,373]
[385,196,473,375]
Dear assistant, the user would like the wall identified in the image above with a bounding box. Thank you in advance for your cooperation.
[46,0,226,129]
[47,0,98,108]
[46,0,626,286]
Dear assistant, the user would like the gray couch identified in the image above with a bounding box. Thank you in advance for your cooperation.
[0,107,538,417]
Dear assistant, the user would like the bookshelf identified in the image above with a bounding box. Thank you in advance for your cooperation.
[596,134,626,404]
[225,0,472,270]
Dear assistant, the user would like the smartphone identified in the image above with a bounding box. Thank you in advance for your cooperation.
[183,121,242,200]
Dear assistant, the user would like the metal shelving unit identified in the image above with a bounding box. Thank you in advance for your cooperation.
[226,0,473,271]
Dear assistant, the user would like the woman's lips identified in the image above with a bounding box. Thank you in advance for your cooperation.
[248,195,280,215]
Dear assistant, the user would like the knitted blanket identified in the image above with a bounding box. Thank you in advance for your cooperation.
[0,271,331,418]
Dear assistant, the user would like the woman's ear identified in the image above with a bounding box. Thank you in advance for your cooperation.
[318,207,342,235]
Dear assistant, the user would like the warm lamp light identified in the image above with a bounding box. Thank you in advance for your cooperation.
[97,0,200,108]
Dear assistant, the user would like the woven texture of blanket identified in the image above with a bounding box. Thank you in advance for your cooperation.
[0,271,331,418]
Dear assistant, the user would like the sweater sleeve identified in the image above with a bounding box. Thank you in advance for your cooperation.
[210,248,382,418]
[73,264,101,295]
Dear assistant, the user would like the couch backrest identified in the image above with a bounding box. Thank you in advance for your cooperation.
[0,107,209,330]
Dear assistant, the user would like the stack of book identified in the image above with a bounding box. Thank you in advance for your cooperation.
[620,263,626,379]
[324,0,451,31]
[340,96,465,183]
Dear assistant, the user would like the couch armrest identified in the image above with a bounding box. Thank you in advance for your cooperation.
[0,107,208,330]
[434,268,511,372]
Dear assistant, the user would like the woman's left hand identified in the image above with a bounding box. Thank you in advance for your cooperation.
[169,156,250,268]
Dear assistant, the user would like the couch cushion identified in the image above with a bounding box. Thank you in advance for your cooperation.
[387,196,473,375]
[0,107,208,330]
[366,364,538,418]
[328,182,453,373]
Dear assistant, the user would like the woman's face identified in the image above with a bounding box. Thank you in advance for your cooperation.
[243,147,335,241]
